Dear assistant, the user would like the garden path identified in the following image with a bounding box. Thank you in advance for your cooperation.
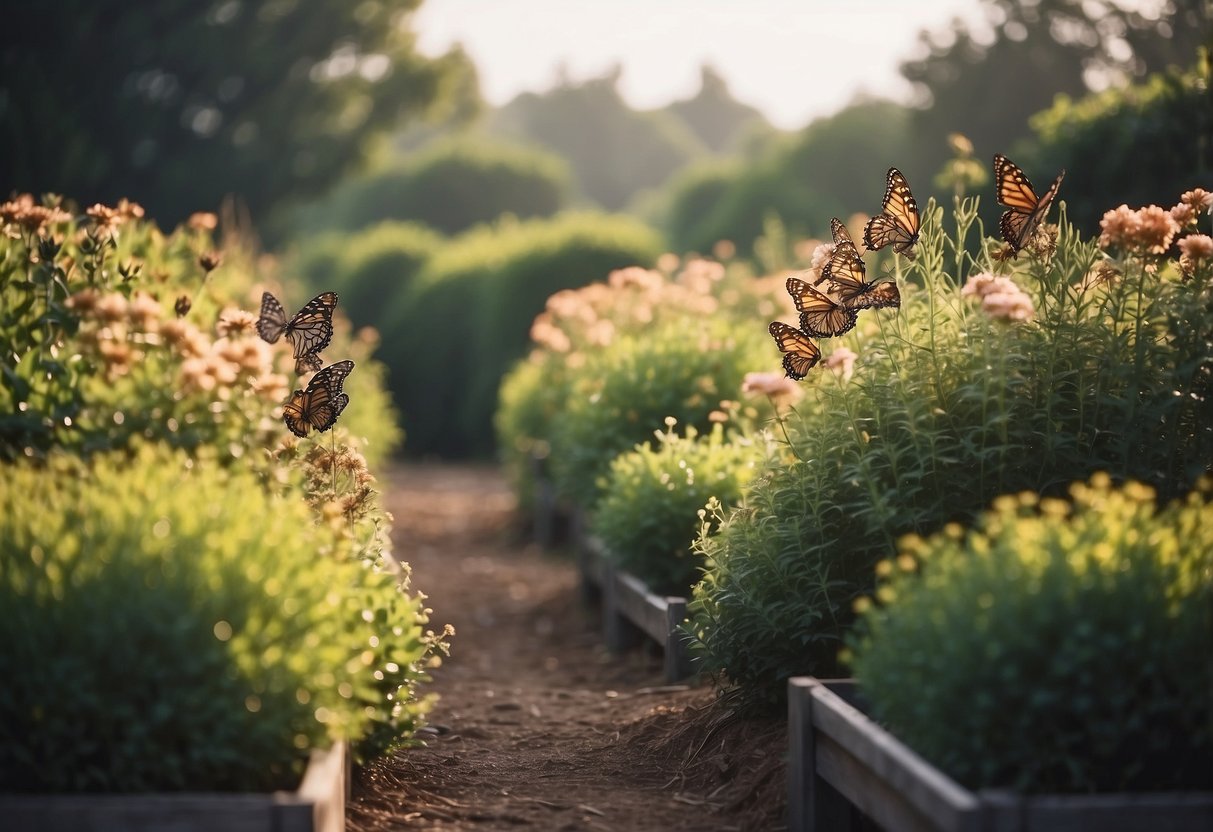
[349,464,784,831]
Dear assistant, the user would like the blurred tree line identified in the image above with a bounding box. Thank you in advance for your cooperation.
[0,0,475,229]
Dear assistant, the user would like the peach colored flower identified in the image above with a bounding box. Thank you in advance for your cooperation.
[981,289,1035,322]
[1099,204,1180,254]
[188,212,219,231]
[216,308,258,338]
[1178,234,1213,260]
[1180,188,1213,214]
[742,371,803,405]
[961,273,1020,299]
[66,288,100,314]
[824,346,858,381]
[656,252,681,273]
[607,266,664,293]
[127,292,162,331]
[95,292,129,323]
[250,372,291,402]
[712,240,736,261]
[1170,202,1197,228]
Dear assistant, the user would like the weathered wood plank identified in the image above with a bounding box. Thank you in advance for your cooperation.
[0,742,348,832]
[808,680,980,832]
[662,596,694,682]
[613,569,669,643]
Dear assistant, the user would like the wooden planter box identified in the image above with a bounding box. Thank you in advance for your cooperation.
[574,519,695,683]
[787,678,1213,832]
[0,741,348,832]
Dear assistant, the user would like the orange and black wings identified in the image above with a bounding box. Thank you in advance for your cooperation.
[863,168,920,259]
[282,359,354,437]
[257,291,338,374]
[822,226,900,311]
[786,276,857,338]
[768,321,821,380]
[993,154,1065,253]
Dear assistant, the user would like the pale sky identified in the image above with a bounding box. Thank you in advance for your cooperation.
[412,0,986,130]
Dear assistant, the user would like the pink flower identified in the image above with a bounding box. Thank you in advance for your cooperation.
[1178,234,1213,261]
[742,371,803,405]
[1180,188,1213,214]
[824,347,857,381]
[981,289,1035,322]
[1099,204,1180,254]
[961,273,1020,298]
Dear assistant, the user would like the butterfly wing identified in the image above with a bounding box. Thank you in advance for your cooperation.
[308,358,354,397]
[282,386,335,438]
[786,276,857,337]
[830,217,855,248]
[822,240,872,307]
[860,281,901,310]
[863,168,920,258]
[768,321,821,380]
[284,291,338,365]
[256,292,288,344]
[994,155,1065,251]
[295,353,323,375]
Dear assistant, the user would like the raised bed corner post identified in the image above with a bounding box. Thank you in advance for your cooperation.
[788,677,853,832]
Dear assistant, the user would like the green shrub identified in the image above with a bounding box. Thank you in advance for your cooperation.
[290,138,572,236]
[850,475,1213,793]
[495,260,792,511]
[380,212,663,457]
[688,194,1213,705]
[591,423,761,593]
[1028,60,1212,233]
[288,221,441,331]
[0,197,403,465]
[551,315,768,509]
[0,444,438,792]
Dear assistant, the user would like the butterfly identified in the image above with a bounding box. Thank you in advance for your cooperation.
[863,168,920,259]
[256,291,338,375]
[993,154,1065,254]
[768,321,821,380]
[282,359,354,438]
[822,219,901,310]
[785,275,857,338]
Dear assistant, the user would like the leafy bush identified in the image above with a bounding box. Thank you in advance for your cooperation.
[551,314,768,509]
[591,423,761,594]
[380,212,663,457]
[1028,59,1212,233]
[850,475,1213,793]
[289,138,572,236]
[288,221,442,330]
[496,259,791,511]
[689,193,1213,705]
[0,444,440,792]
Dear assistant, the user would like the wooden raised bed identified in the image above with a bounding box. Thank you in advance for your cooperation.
[0,741,349,832]
[787,677,1213,832]
[575,524,695,683]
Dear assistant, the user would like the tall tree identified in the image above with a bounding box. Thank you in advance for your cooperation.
[0,0,474,228]
[665,65,772,154]
[900,0,1210,182]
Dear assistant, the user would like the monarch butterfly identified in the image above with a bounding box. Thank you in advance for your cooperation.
[863,168,920,259]
[257,291,338,375]
[768,321,821,380]
[993,154,1065,254]
[282,359,354,438]
[822,219,901,310]
[786,275,857,338]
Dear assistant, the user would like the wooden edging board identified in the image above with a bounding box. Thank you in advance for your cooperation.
[787,677,1213,832]
[0,741,349,832]
[575,519,695,683]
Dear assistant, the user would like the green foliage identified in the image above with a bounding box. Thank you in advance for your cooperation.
[0,1,473,230]
[551,316,767,509]
[591,423,761,594]
[495,259,792,512]
[689,195,1213,705]
[0,444,439,792]
[662,101,920,255]
[1028,62,1212,232]
[664,66,773,155]
[0,198,402,465]
[289,221,442,330]
[899,0,1208,197]
[380,212,663,458]
[851,476,1213,793]
[487,70,706,211]
[289,139,572,237]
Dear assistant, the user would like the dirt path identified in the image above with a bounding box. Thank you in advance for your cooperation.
[349,464,786,831]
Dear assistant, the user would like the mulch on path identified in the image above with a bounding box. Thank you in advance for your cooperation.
[350,464,786,831]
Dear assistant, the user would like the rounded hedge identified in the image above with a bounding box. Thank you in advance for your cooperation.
[0,445,422,792]
[851,476,1213,793]
[380,212,663,458]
